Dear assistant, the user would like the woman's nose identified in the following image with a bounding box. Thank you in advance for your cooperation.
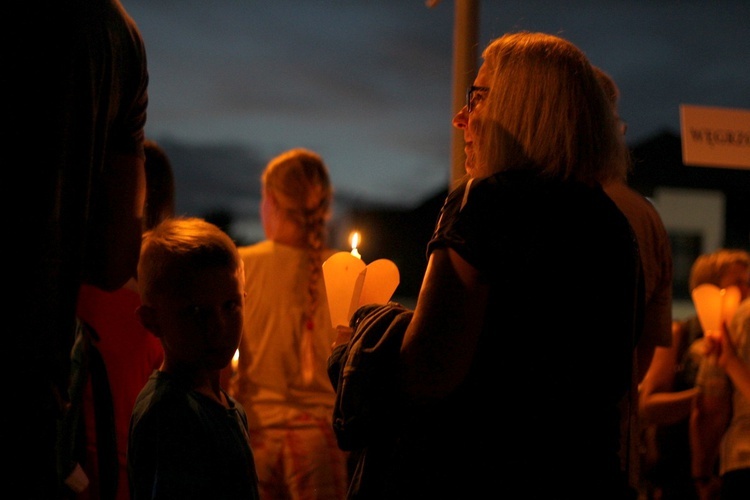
[452,107,468,129]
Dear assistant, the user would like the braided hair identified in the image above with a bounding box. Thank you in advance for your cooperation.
[262,149,332,383]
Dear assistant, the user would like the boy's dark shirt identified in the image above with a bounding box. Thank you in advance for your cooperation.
[129,371,260,500]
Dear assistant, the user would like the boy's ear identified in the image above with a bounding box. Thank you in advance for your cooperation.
[136,304,161,338]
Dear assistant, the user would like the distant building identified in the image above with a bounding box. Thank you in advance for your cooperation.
[629,130,750,300]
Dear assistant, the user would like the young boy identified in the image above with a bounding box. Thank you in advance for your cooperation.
[127,217,260,499]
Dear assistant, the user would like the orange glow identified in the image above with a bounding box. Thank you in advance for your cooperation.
[691,284,741,339]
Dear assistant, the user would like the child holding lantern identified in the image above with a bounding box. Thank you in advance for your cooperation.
[686,249,750,499]
[639,248,749,500]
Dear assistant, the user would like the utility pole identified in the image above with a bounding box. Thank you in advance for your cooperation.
[449,0,479,185]
[425,0,479,186]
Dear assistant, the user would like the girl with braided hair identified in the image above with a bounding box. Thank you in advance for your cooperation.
[232,148,349,499]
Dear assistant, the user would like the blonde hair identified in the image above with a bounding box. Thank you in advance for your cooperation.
[689,248,750,291]
[138,217,241,305]
[262,148,332,332]
[476,32,627,184]
[593,66,631,182]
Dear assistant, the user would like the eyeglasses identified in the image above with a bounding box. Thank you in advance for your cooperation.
[466,85,489,113]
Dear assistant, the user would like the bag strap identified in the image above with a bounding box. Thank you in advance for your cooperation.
[85,324,118,500]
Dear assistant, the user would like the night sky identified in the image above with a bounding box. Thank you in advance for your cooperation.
[123,0,750,243]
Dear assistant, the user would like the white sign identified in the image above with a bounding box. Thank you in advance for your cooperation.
[679,104,750,170]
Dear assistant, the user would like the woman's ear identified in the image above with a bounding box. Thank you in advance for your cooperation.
[136,304,161,337]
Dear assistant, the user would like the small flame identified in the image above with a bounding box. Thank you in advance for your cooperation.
[349,231,361,259]
[231,349,239,371]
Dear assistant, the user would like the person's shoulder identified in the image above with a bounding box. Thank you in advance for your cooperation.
[605,182,648,206]
[225,392,249,419]
[605,182,664,219]
[480,169,589,198]
[134,373,192,414]
[477,169,534,190]
[131,373,167,425]
[462,171,522,205]
[132,382,204,444]
[451,171,540,204]
[238,240,273,259]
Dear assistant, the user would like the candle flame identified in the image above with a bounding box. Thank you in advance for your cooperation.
[349,231,361,259]
[232,349,239,371]
[350,231,360,250]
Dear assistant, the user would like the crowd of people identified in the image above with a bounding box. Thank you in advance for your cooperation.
[14,1,748,499]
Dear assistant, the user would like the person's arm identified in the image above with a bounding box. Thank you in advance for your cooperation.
[715,323,750,400]
[689,335,732,498]
[331,326,353,351]
[635,339,657,386]
[634,277,673,384]
[399,248,488,403]
[84,152,146,291]
[639,323,699,425]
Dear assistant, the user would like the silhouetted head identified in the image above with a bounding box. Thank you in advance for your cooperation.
[453,31,627,185]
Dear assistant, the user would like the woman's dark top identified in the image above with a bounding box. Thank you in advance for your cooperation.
[385,171,642,499]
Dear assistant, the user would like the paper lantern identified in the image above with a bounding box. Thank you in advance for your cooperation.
[691,284,741,339]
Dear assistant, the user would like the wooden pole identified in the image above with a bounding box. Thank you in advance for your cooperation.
[449,0,479,186]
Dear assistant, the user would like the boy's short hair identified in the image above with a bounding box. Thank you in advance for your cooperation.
[138,217,241,304]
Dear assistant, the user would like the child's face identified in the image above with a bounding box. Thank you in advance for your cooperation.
[145,265,245,372]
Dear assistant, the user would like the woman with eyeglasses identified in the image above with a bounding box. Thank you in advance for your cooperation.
[329,31,641,499]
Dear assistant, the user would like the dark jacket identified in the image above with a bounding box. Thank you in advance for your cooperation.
[327,302,413,499]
